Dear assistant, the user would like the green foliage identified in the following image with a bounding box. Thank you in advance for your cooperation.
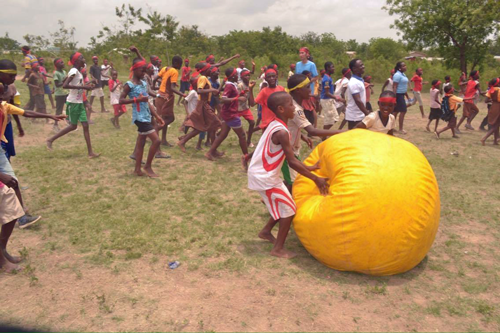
[0,33,20,51]
[385,0,500,73]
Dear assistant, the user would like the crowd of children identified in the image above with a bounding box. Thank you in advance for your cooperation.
[1,43,499,271]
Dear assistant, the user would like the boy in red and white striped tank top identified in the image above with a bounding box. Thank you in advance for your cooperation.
[248,91,329,259]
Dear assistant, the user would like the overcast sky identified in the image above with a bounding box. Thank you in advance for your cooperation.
[2,0,399,47]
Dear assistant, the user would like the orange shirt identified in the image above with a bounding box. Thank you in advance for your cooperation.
[411,75,423,92]
[158,67,179,94]
[255,85,285,129]
[445,94,463,112]
[197,75,212,101]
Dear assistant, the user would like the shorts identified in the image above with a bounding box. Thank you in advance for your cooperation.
[44,84,52,95]
[0,185,25,225]
[156,94,175,117]
[258,183,296,221]
[366,102,373,112]
[66,102,88,125]
[395,93,407,112]
[429,108,441,120]
[413,91,423,106]
[348,120,361,130]
[224,117,242,129]
[101,80,109,87]
[1,122,15,160]
[304,110,315,125]
[257,105,262,120]
[281,154,299,186]
[448,114,457,127]
[112,104,127,116]
[134,120,155,135]
[180,81,190,93]
[320,99,339,125]
[34,94,46,111]
[91,88,104,98]
[239,109,254,121]
[0,148,16,179]
[463,103,479,118]
[55,95,68,115]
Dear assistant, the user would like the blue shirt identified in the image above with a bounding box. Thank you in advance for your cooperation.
[393,71,409,94]
[320,74,333,99]
[209,78,220,108]
[126,80,151,123]
[295,60,318,94]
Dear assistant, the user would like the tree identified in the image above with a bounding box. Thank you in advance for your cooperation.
[368,37,406,61]
[23,34,50,51]
[50,20,77,51]
[0,33,20,51]
[384,0,500,73]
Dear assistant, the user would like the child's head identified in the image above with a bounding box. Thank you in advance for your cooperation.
[431,79,441,89]
[444,84,454,94]
[92,56,98,65]
[349,58,365,76]
[342,67,352,79]
[324,61,334,75]
[209,66,219,80]
[301,70,312,80]
[377,90,396,117]
[190,76,198,90]
[31,63,40,73]
[184,58,189,66]
[416,67,423,75]
[150,55,160,66]
[290,63,296,71]
[238,60,245,69]
[103,59,109,66]
[21,46,30,55]
[470,70,479,80]
[206,54,215,65]
[299,47,310,61]
[0,59,18,85]
[241,69,251,84]
[268,91,295,121]
[287,74,311,100]
[53,58,65,71]
[172,55,183,70]
[264,68,278,88]
[489,77,500,88]
[364,75,372,83]
[394,61,406,73]
[131,57,147,79]
[225,67,238,82]
[38,57,45,66]
[111,70,118,80]
[390,69,395,77]
[198,62,211,76]
[146,63,154,75]
[445,75,451,82]
[69,52,85,69]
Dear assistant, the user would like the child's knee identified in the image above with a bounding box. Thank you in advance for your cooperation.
[248,120,255,127]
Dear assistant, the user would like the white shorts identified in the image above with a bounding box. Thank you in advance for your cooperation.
[0,186,24,225]
[91,87,104,98]
[258,183,296,221]
[320,99,339,125]
[413,91,423,106]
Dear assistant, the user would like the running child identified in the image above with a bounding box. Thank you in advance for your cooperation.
[53,58,68,131]
[238,69,256,147]
[410,68,428,118]
[205,68,249,162]
[334,68,351,130]
[27,63,47,120]
[177,58,192,106]
[182,78,204,150]
[249,68,285,130]
[456,70,485,132]
[320,62,340,130]
[119,58,165,177]
[480,78,500,146]
[442,75,452,95]
[426,80,442,133]
[109,70,126,129]
[38,57,56,109]
[247,90,329,259]
[46,53,100,158]
[435,84,473,139]
[356,90,396,135]
[381,69,395,92]
[236,59,255,82]
[364,75,374,112]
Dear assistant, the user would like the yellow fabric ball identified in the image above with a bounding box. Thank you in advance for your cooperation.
[293,129,440,276]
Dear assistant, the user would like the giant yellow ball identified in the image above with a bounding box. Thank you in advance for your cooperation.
[293,129,440,276]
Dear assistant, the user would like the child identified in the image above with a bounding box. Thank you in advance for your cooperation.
[426,80,442,133]
[177,58,191,106]
[236,59,255,82]
[456,70,485,132]
[178,62,222,152]
[38,57,56,109]
[109,70,126,129]
[334,68,351,130]
[249,68,285,130]
[480,78,500,146]
[247,91,329,259]
[182,78,204,150]
[410,68,428,118]
[205,68,250,162]
[100,59,113,89]
[381,69,395,92]
[300,70,317,128]
[356,90,396,135]
[53,58,68,131]
[89,56,107,113]
[208,67,223,146]
[320,62,340,130]
[364,75,374,112]
[153,52,185,147]
[46,53,100,158]
[238,69,256,147]
[442,75,452,95]
[119,57,165,177]
[80,68,94,124]
[27,63,47,119]
[435,85,473,139]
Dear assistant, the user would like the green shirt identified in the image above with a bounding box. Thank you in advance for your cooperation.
[54,70,68,96]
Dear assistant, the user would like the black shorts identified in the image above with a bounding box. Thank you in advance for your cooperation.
[304,109,315,125]
[348,120,361,129]
[55,95,68,115]
[180,81,190,93]
[395,93,407,113]
[101,80,109,87]
[429,107,441,120]
[134,120,155,135]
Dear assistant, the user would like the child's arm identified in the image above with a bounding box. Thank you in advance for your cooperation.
[63,73,93,90]
[381,79,389,92]
[300,134,313,149]
[250,60,256,75]
[169,81,186,97]
[129,46,144,60]
[304,125,343,138]
[12,115,24,137]
[0,171,18,188]
[23,110,66,121]
[119,84,146,105]
[274,130,329,195]
[352,93,370,116]
[149,101,165,127]
[213,54,240,68]
[248,81,257,107]
[42,72,53,78]
[109,81,120,93]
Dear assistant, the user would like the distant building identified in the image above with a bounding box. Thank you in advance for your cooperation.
[405,51,427,61]
[494,56,500,62]
[346,51,357,58]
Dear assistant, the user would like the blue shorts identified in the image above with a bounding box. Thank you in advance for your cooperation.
[1,122,15,160]
[44,84,52,95]
[180,81,190,93]
[257,104,262,120]
[0,148,16,179]
[225,117,242,128]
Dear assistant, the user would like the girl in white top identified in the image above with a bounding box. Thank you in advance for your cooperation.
[381,69,395,92]
[426,80,442,132]
[356,91,396,135]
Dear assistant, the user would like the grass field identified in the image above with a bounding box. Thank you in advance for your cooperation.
[1,77,499,332]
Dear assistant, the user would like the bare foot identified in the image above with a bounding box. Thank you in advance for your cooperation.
[205,141,211,147]
[161,141,173,147]
[195,145,202,151]
[258,231,276,244]
[88,153,101,159]
[46,140,53,151]
[213,150,225,158]
[0,256,22,273]
[2,249,22,264]
[205,152,216,161]
[178,135,185,141]
[481,139,486,146]
[133,170,145,177]
[241,155,249,172]
[144,166,159,178]
[177,141,186,153]
[270,248,297,259]
[425,126,430,132]
[434,131,440,139]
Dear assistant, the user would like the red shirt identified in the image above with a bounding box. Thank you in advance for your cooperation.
[221,82,239,121]
[411,75,423,92]
[255,85,285,129]
[181,67,191,82]
[464,79,478,104]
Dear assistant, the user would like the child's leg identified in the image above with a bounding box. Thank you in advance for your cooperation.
[233,126,248,155]
[493,125,499,144]
[456,115,466,130]
[196,132,205,150]
[144,131,161,178]
[398,112,406,132]
[206,123,230,160]
[99,96,106,112]
[246,119,255,146]
[434,119,440,132]
[46,123,78,149]
[426,119,432,131]
[0,220,21,263]
[259,216,278,243]
[81,122,100,158]
[481,124,499,145]
[270,215,297,259]
[177,128,201,152]
[0,221,21,272]
[134,135,147,176]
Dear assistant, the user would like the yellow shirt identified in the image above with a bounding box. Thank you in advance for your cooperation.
[486,87,500,102]
[158,67,179,94]
[197,75,212,101]
[446,94,463,112]
[23,54,38,69]
[1,102,25,143]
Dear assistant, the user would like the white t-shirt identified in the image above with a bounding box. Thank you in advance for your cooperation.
[109,80,121,105]
[185,90,198,114]
[346,76,366,121]
[66,67,84,104]
[236,67,249,82]
[288,100,312,156]
[101,65,111,81]
[362,111,395,134]
[384,78,394,92]
[430,88,441,108]
[334,77,349,108]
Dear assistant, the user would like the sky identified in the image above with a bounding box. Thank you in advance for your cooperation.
[2,0,400,47]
